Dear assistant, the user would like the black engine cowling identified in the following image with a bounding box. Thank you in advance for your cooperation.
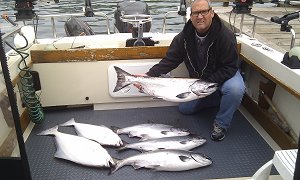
[114,0,151,33]
[64,17,95,36]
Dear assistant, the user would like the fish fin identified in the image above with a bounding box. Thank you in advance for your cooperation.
[128,132,135,138]
[152,97,163,100]
[179,155,192,162]
[59,118,76,127]
[176,92,191,99]
[132,162,145,169]
[179,140,188,145]
[112,157,121,163]
[109,159,116,167]
[139,134,150,141]
[139,149,149,153]
[37,126,58,136]
[159,74,172,78]
[115,141,128,152]
[115,146,126,152]
[54,149,68,160]
[108,158,121,175]
[121,140,128,146]
[117,140,124,147]
[113,66,132,92]
[161,131,169,135]
[108,167,116,175]
[147,164,161,170]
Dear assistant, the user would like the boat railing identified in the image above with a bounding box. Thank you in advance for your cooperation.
[1,25,27,54]
[34,12,110,38]
[162,11,180,34]
[120,13,152,25]
[236,13,296,50]
[234,13,273,38]
[1,26,23,42]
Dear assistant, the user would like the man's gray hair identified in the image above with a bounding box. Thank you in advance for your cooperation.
[191,0,212,8]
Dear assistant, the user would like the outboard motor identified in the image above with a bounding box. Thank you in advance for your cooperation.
[64,0,95,36]
[14,0,36,20]
[114,0,151,33]
[64,17,95,36]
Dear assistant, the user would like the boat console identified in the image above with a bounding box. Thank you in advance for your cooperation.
[114,0,151,33]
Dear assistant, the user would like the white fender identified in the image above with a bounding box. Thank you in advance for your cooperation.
[14,26,35,50]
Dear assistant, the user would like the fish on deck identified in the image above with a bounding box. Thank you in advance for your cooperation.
[37,126,115,168]
[117,134,207,152]
[113,66,218,102]
[59,118,123,147]
[110,149,212,174]
[112,123,190,141]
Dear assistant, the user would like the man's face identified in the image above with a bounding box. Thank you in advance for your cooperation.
[190,0,214,34]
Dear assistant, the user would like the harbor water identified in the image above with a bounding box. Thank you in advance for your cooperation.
[0,0,188,38]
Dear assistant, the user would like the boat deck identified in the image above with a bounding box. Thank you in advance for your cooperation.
[25,105,277,180]
[213,3,300,53]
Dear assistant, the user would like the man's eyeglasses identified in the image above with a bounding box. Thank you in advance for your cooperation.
[191,8,211,17]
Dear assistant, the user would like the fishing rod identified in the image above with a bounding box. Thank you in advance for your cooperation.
[271,10,300,49]
[0,29,32,180]
[178,0,187,16]
[1,14,18,26]
[84,0,94,17]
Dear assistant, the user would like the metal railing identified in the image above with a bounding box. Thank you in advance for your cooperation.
[235,13,296,50]
[246,13,274,38]
[162,10,187,33]
[34,12,110,38]
[2,26,23,41]
[162,11,180,34]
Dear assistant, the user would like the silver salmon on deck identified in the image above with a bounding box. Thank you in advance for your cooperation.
[112,123,190,141]
[113,66,218,102]
[59,118,123,147]
[110,149,212,174]
[117,134,207,152]
[37,126,115,168]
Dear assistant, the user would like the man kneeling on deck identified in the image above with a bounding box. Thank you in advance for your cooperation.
[140,0,245,141]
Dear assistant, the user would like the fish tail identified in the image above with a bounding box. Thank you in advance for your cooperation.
[59,118,76,127]
[115,140,127,152]
[118,139,124,147]
[110,126,120,133]
[37,125,59,136]
[108,158,116,167]
[108,158,122,175]
[116,146,126,152]
[113,66,132,92]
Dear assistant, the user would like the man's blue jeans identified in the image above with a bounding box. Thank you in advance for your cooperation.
[178,71,245,130]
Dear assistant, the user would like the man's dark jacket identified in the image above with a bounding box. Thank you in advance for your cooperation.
[147,14,239,84]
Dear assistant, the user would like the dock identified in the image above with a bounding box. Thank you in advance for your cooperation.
[213,3,300,53]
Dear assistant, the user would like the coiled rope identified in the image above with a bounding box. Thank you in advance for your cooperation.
[5,31,44,124]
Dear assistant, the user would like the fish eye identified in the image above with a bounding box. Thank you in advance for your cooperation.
[208,84,217,89]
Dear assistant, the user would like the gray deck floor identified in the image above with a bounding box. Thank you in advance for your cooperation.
[25,106,277,180]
